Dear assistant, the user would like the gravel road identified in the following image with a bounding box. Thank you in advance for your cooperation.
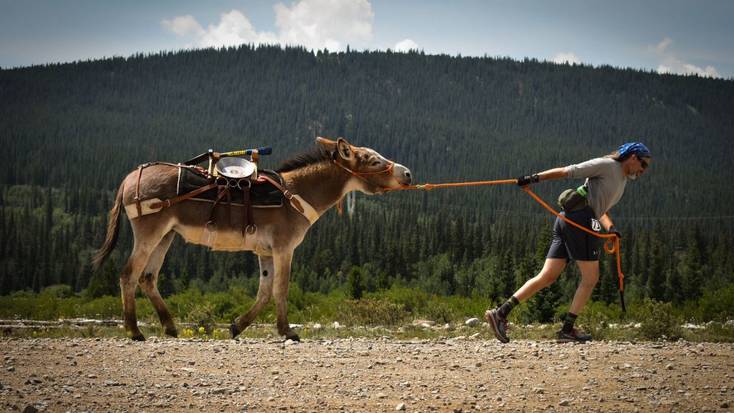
[1,337,732,412]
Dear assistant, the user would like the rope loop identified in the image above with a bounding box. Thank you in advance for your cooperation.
[603,238,617,254]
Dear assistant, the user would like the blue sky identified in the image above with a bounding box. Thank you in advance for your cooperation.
[1,0,733,78]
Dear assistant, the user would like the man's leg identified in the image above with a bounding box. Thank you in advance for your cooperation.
[486,258,566,343]
[514,258,568,301]
[557,260,599,342]
[569,260,599,314]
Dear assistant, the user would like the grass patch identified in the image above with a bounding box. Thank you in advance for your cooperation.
[1,286,733,342]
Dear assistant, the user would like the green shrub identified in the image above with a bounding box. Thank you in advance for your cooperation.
[27,296,61,320]
[287,283,306,311]
[576,301,624,340]
[77,296,122,319]
[290,291,344,323]
[695,284,734,322]
[378,286,428,313]
[166,287,207,320]
[41,284,74,298]
[420,299,456,324]
[186,302,216,334]
[338,299,408,326]
[633,299,682,340]
[0,294,34,318]
[507,302,536,325]
[438,294,492,320]
[206,291,250,322]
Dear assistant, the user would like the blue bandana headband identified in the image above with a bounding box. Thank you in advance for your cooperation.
[618,142,651,159]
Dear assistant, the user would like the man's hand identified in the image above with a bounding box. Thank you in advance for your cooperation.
[608,226,622,239]
[517,174,540,186]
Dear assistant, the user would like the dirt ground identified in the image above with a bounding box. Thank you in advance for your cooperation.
[1,336,732,412]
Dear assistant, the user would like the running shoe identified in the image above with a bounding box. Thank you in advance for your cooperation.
[556,328,592,343]
[484,308,510,343]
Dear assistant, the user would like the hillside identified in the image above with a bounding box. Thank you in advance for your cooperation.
[1,45,733,316]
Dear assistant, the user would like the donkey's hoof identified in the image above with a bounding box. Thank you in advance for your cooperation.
[131,334,146,341]
[285,333,300,342]
[230,323,241,339]
[164,328,178,338]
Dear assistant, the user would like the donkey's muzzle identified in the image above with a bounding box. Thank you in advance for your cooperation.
[393,164,412,185]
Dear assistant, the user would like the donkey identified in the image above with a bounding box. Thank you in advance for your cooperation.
[93,137,412,341]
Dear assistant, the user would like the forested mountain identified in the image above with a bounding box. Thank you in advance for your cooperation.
[2,45,733,316]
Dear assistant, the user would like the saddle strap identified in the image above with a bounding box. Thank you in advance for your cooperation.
[257,175,320,224]
[204,184,255,237]
[134,165,145,218]
[242,186,254,236]
[149,183,219,210]
[208,185,231,224]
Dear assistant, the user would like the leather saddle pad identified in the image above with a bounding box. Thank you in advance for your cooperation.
[177,167,284,207]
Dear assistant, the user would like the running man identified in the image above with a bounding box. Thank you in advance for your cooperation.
[485,142,652,343]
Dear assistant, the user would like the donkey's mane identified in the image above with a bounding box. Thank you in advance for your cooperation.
[276,146,332,173]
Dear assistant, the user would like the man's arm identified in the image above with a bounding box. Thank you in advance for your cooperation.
[517,167,568,186]
[537,167,568,181]
[599,214,613,231]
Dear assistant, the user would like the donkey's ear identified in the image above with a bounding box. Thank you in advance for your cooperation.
[336,138,353,161]
[316,137,338,153]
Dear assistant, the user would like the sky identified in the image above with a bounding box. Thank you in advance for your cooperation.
[1,0,733,79]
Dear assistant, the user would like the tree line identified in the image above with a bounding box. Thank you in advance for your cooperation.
[1,45,733,320]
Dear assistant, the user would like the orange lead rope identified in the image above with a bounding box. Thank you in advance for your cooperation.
[388,179,517,191]
[390,179,626,311]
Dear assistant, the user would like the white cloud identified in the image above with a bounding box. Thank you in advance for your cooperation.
[655,37,672,54]
[551,52,581,65]
[198,10,277,48]
[274,0,373,51]
[650,37,720,78]
[661,59,720,78]
[162,0,374,51]
[161,15,204,37]
[394,39,418,52]
[683,64,719,78]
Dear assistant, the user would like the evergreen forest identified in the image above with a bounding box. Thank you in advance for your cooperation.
[2,45,733,324]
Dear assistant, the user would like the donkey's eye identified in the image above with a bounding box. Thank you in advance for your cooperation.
[371,161,381,166]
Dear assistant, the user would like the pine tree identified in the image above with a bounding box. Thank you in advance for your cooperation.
[347,266,365,299]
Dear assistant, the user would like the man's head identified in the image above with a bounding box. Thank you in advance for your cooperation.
[617,142,651,180]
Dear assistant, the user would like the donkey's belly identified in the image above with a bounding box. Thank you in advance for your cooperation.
[175,224,270,254]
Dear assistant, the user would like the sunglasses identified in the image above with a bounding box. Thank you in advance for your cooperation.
[638,157,649,169]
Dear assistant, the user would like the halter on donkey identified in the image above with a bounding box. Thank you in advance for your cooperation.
[93,137,412,341]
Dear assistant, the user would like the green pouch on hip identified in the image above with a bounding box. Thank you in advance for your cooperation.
[558,185,588,212]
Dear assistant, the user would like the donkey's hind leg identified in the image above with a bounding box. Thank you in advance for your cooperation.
[121,222,168,341]
[120,245,155,341]
[230,255,274,338]
[138,231,177,337]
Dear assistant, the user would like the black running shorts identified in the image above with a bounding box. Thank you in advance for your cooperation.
[546,206,601,262]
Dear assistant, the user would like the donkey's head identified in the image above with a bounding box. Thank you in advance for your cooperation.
[317,137,412,194]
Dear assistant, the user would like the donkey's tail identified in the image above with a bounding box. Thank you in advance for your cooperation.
[92,181,125,270]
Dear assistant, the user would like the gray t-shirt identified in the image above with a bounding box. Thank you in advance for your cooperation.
[564,157,627,218]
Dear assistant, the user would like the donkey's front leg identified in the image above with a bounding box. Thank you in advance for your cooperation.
[273,250,299,341]
[230,255,274,338]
